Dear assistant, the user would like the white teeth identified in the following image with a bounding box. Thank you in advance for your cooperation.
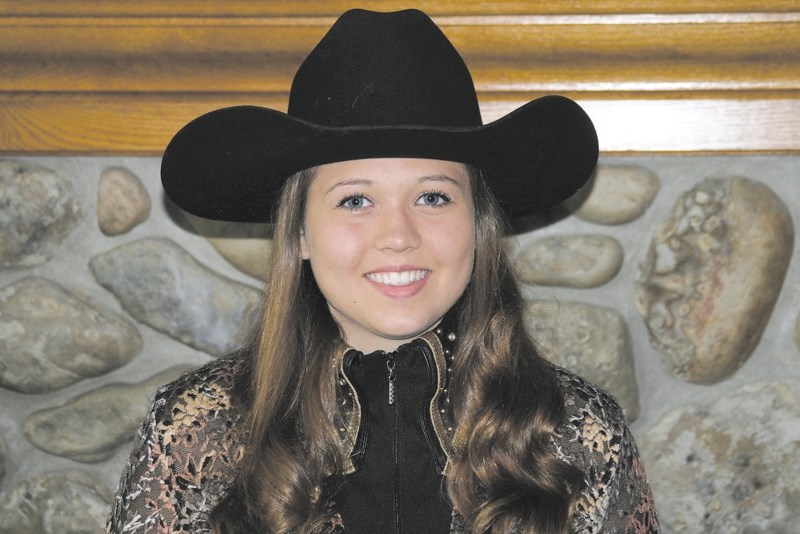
[366,270,428,286]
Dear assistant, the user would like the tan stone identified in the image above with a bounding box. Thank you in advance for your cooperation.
[24,365,193,462]
[636,177,793,383]
[0,436,5,482]
[515,234,623,288]
[89,238,262,355]
[641,380,800,533]
[794,313,800,350]
[0,471,110,533]
[97,166,151,235]
[0,160,81,268]
[184,212,271,280]
[575,164,660,225]
[0,277,142,393]
[524,299,640,420]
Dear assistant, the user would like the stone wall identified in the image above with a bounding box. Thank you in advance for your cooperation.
[1,155,798,532]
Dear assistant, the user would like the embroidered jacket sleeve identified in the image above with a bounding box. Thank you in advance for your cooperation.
[553,368,659,533]
[105,358,245,534]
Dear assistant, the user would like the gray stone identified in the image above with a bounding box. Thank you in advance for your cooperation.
[641,380,800,533]
[0,471,110,534]
[524,300,640,420]
[515,234,623,288]
[636,177,793,384]
[794,313,800,351]
[575,164,660,225]
[184,212,272,280]
[90,238,263,355]
[97,166,151,235]
[0,435,5,482]
[24,365,193,463]
[0,160,81,269]
[0,277,142,393]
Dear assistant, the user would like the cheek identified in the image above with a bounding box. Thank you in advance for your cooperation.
[304,220,365,269]
[434,218,475,261]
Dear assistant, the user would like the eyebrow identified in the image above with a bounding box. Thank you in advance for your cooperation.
[325,178,372,195]
[419,174,463,187]
[325,174,464,195]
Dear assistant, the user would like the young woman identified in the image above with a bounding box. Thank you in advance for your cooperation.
[107,9,658,534]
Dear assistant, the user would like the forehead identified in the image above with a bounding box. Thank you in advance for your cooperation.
[310,158,470,188]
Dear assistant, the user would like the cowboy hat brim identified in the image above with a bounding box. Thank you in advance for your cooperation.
[161,94,597,223]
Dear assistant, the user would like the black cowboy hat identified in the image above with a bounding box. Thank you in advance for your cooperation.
[161,8,598,223]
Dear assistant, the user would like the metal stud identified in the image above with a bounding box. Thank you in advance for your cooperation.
[447,333,457,342]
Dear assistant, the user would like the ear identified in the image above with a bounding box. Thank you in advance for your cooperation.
[300,229,310,260]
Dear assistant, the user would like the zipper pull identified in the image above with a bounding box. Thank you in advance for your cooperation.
[386,355,396,405]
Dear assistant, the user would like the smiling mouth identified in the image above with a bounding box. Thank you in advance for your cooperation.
[365,270,430,286]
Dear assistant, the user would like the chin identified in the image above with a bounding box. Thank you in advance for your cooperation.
[378,319,439,341]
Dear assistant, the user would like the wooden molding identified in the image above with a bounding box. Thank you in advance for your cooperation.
[1,1,799,154]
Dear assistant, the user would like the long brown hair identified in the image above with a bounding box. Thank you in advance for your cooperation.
[213,165,582,533]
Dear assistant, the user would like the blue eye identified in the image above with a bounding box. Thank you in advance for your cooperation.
[337,194,373,211]
[417,191,451,207]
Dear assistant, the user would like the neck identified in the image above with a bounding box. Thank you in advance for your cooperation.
[341,320,445,354]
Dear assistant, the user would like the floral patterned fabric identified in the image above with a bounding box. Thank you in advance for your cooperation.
[106,351,658,533]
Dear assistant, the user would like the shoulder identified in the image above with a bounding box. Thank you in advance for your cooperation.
[549,364,629,469]
[149,352,249,461]
[550,366,659,532]
[107,354,250,533]
[552,365,627,439]
[152,352,246,425]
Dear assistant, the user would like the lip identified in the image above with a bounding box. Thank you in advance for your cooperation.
[364,267,431,299]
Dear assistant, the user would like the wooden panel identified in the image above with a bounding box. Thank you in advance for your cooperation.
[3,93,796,155]
[1,1,799,154]
[3,1,799,16]
[2,18,798,92]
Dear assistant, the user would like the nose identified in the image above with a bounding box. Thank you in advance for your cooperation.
[374,205,421,252]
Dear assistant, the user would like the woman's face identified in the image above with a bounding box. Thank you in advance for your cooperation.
[301,158,475,352]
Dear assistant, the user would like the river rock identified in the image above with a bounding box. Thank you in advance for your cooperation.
[0,471,110,533]
[794,313,800,351]
[575,164,660,225]
[184,212,272,280]
[524,300,640,420]
[636,177,793,384]
[0,277,142,393]
[0,160,81,269]
[97,166,151,235]
[641,380,800,533]
[516,235,623,288]
[24,364,193,462]
[89,238,262,355]
[0,435,6,482]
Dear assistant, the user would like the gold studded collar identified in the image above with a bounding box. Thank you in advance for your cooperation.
[331,327,461,475]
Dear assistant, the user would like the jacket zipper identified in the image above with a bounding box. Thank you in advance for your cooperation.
[386,354,400,533]
[387,354,396,405]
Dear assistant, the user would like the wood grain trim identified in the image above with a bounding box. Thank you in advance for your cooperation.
[2,93,796,155]
[3,1,799,17]
[3,18,799,93]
